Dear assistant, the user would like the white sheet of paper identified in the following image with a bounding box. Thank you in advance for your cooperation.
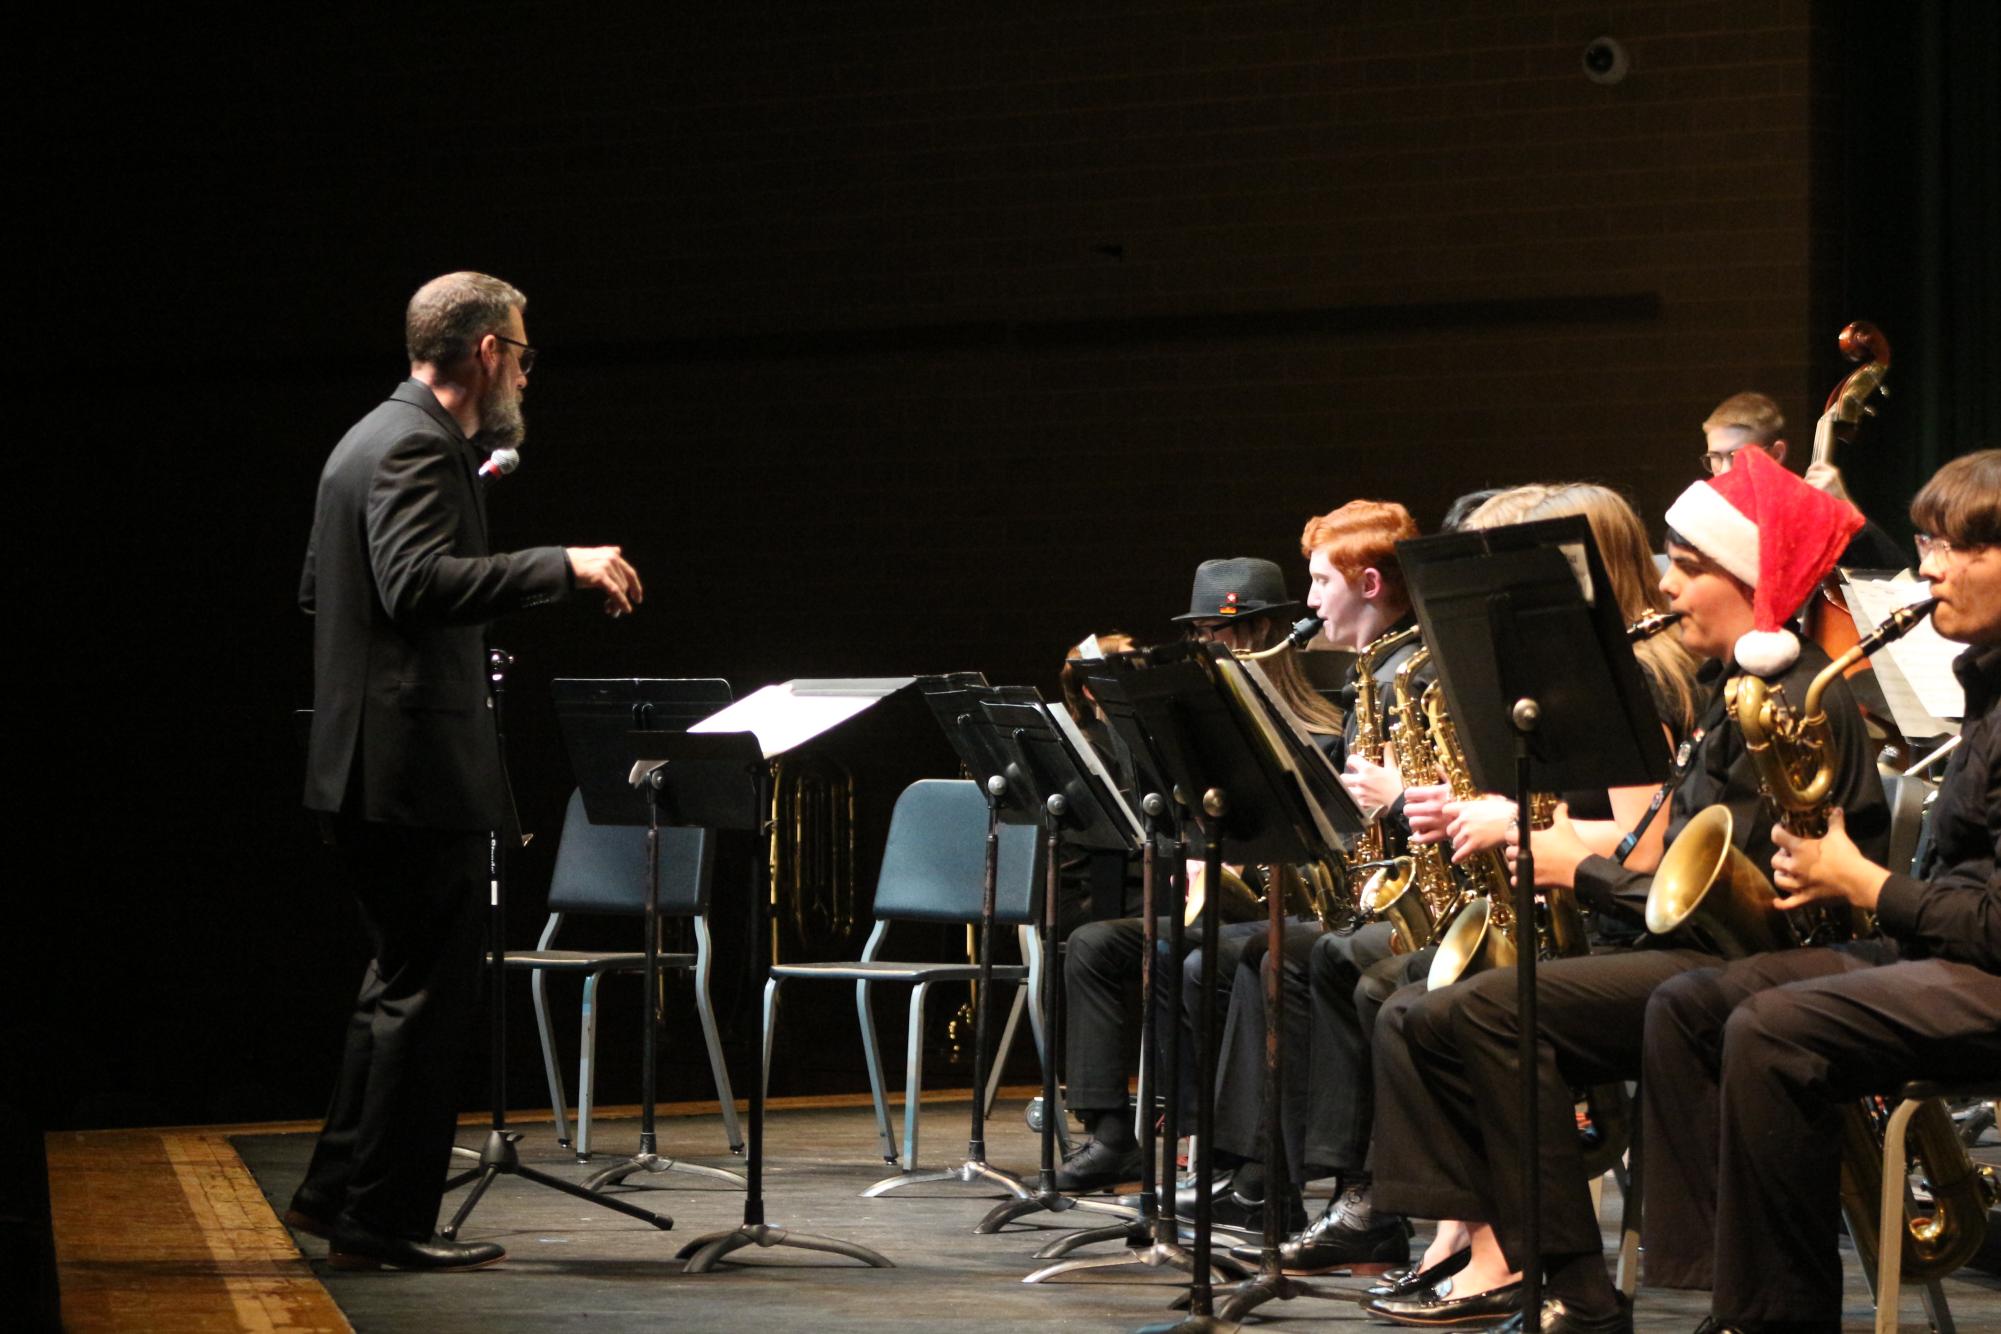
[689,681,901,758]
[1838,573,1964,733]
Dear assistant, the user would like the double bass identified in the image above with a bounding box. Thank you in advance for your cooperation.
[1802,320,1892,666]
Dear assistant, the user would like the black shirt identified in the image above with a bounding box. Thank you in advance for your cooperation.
[1875,644,2001,973]
[1573,640,1891,944]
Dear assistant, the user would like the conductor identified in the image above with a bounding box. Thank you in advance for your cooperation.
[289,271,641,1269]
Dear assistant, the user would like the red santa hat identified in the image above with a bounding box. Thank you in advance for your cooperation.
[1662,447,1864,676]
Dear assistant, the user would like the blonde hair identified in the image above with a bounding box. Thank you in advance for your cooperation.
[1702,391,1784,446]
[1466,483,1699,735]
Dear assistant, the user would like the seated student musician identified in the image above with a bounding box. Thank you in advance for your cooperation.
[1198,501,1424,1233]
[1640,448,2001,1334]
[1299,482,1700,1288]
[1365,450,1891,1333]
[1056,557,1343,1191]
[1701,390,1905,569]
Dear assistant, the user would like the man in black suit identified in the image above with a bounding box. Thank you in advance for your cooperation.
[289,271,641,1270]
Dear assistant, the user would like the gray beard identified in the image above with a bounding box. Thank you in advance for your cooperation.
[477,378,527,451]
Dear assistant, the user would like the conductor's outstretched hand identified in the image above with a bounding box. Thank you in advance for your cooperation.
[567,546,644,616]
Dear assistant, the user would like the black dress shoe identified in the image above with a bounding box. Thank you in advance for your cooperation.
[1053,1137,1144,1192]
[282,1206,336,1241]
[1205,1189,1307,1234]
[1486,1292,1632,1334]
[1228,1211,1411,1275]
[328,1218,506,1271]
[1365,1245,1472,1298]
[1360,1275,1522,1328]
[1173,1164,1237,1214]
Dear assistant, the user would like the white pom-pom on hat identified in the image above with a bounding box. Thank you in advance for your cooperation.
[1733,628,1801,677]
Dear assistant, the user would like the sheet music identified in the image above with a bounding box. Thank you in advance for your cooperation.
[690,680,908,757]
[1838,573,1964,733]
[1044,703,1143,841]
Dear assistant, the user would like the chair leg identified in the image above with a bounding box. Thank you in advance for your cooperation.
[692,939,744,1155]
[985,979,1029,1119]
[1020,927,1072,1153]
[529,967,572,1151]
[577,971,605,1161]
[1613,1157,1641,1300]
[904,980,931,1172]
[762,976,782,1103]
[856,978,897,1166]
[1875,1098,1921,1334]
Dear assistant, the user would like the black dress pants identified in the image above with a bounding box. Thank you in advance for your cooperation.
[1302,923,1429,1177]
[1643,947,2001,1324]
[1372,947,1720,1270]
[296,821,487,1240]
[1063,916,1207,1113]
[1212,920,1321,1180]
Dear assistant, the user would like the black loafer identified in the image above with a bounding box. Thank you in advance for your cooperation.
[1229,1214,1411,1275]
[1053,1137,1144,1193]
[1486,1292,1632,1334]
[1360,1275,1522,1327]
[328,1218,506,1271]
[1366,1245,1472,1298]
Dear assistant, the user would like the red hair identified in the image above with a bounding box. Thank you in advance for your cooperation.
[1300,500,1418,594]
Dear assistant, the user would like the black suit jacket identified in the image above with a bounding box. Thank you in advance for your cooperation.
[301,379,570,830]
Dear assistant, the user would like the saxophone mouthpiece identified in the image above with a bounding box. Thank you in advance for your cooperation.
[1859,597,1939,655]
[1626,610,1685,642]
[1286,613,1324,650]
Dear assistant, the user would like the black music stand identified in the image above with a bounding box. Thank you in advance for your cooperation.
[1399,518,1669,1318]
[859,676,1041,1202]
[1023,658,1249,1286]
[972,693,1146,1238]
[439,655,679,1242]
[1091,641,1356,1333]
[551,680,748,1194]
[664,701,895,1273]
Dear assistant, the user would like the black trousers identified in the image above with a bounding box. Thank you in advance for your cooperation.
[1212,920,1322,1180]
[1063,916,1209,1114]
[296,821,487,1239]
[1372,947,1720,1270]
[1642,945,2001,1324]
[1302,923,1431,1177]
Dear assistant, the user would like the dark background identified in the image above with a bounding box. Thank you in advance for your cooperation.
[17,1,1996,1135]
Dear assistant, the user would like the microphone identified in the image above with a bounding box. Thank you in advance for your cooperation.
[478,447,521,481]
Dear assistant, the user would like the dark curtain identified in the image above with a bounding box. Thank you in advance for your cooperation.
[1822,0,2001,539]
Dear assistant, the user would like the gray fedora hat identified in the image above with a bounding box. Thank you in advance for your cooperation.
[1170,556,1301,623]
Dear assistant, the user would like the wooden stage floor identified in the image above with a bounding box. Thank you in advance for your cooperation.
[48,1090,2001,1332]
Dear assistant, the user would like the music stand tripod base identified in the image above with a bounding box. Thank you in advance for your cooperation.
[864,1159,1032,1200]
[1024,1235,1250,1285]
[584,1150,748,1192]
[442,1129,673,1239]
[676,1222,893,1274]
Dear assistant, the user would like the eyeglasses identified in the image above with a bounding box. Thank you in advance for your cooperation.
[1701,446,1769,475]
[1915,533,1991,562]
[492,333,536,373]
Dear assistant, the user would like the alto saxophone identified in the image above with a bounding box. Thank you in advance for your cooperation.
[1359,645,1465,952]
